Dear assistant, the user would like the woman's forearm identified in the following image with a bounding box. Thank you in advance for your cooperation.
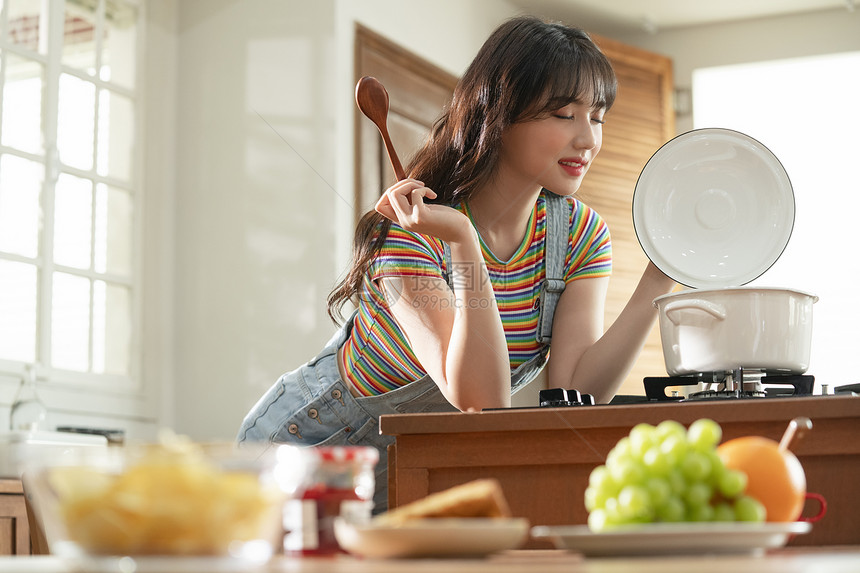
[570,263,676,403]
[442,235,511,410]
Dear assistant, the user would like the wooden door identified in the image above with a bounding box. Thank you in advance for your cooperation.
[353,26,459,223]
[577,35,676,396]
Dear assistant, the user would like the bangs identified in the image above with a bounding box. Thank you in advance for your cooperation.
[514,30,617,121]
[543,55,616,112]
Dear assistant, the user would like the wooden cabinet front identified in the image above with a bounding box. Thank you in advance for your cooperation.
[0,479,30,556]
[381,395,860,548]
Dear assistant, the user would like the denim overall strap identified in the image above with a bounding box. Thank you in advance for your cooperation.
[441,242,455,290]
[509,345,551,394]
[535,190,568,344]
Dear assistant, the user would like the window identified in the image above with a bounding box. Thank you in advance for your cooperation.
[0,0,141,387]
[693,51,860,391]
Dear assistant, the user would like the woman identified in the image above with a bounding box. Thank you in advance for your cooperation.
[239,16,676,511]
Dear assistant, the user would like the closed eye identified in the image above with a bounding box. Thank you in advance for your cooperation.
[553,114,606,125]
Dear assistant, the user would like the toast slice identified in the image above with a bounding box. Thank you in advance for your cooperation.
[374,478,512,525]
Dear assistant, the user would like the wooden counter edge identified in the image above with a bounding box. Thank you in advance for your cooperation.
[380,395,860,436]
[0,479,24,494]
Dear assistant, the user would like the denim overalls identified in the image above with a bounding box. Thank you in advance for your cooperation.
[237,191,570,512]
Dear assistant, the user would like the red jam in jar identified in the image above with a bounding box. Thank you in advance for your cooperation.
[282,446,378,555]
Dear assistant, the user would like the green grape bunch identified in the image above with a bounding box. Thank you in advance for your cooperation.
[585,418,766,531]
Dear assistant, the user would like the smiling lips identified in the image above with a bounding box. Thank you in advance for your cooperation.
[559,157,588,177]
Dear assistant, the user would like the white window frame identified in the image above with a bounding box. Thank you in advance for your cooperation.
[0,0,144,396]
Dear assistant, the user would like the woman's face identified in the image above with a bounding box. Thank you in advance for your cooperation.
[498,100,605,196]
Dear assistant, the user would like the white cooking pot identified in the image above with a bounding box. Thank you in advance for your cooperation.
[653,287,818,376]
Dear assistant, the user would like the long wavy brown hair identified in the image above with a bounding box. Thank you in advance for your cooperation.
[327,16,617,323]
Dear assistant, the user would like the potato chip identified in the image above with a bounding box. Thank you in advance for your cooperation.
[50,440,281,556]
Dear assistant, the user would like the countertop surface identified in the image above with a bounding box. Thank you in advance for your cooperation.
[4,547,860,573]
[380,394,860,437]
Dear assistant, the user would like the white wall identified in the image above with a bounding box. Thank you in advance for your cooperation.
[166,0,339,441]
[158,0,520,441]
[141,0,178,439]
[616,8,860,133]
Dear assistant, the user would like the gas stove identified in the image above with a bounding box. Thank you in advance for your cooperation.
[535,370,860,408]
[644,368,815,402]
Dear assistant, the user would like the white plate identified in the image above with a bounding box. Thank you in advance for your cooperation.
[334,517,530,559]
[632,128,794,288]
[531,521,811,557]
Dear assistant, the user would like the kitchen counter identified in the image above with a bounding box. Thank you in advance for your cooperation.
[3,547,860,572]
[380,394,860,547]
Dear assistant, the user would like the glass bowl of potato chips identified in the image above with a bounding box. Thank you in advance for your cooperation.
[23,433,312,565]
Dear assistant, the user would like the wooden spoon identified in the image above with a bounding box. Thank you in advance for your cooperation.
[355,76,406,181]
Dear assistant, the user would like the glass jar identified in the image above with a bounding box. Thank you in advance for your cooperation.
[10,364,48,431]
[282,445,378,555]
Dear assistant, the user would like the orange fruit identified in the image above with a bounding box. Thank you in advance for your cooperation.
[717,436,806,522]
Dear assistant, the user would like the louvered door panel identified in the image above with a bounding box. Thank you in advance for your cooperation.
[576,35,676,395]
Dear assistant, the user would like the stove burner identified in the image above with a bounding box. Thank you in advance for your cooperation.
[685,388,768,401]
[644,372,815,402]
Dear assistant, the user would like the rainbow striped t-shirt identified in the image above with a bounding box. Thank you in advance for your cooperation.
[339,191,612,396]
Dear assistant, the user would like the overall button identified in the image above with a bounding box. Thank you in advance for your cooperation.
[308,408,322,424]
[331,388,345,406]
[288,424,302,439]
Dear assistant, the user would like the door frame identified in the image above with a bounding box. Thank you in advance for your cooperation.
[353,25,459,224]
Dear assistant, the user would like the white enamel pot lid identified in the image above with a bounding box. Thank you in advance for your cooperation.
[633,128,795,288]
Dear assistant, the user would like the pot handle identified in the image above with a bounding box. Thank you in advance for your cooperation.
[662,299,727,325]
